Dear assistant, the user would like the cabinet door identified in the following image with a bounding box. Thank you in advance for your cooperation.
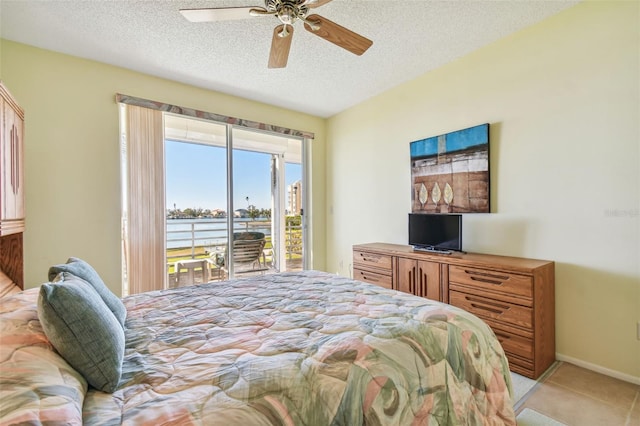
[416,260,441,300]
[0,97,5,220]
[397,258,442,300]
[396,257,416,295]
[1,99,24,222]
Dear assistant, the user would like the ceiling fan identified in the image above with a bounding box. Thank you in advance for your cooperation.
[180,0,373,68]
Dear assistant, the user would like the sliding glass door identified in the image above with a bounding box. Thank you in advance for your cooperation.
[164,115,305,287]
[119,96,312,296]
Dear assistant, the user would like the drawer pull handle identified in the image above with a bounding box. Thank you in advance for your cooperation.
[470,276,504,285]
[493,331,511,342]
[470,303,504,315]
[359,272,378,282]
[360,254,380,262]
[464,269,509,284]
[465,295,510,315]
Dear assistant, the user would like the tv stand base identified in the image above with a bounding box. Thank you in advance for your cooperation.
[412,246,451,255]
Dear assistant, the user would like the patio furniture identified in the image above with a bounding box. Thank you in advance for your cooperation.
[174,258,210,287]
[214,232,268,279]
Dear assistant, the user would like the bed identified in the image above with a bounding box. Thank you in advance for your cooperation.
[1,268,516,425]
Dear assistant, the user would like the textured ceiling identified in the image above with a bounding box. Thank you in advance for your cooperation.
[1,0,578,118]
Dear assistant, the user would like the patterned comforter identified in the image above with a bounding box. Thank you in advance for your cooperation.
[1,270,515,425]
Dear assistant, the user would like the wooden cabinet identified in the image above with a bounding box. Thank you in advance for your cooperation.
[353,242,555,379]
[0,82,25,236]
[396,258,443,300]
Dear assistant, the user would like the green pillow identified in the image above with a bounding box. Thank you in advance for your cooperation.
[48,257,126,328]
[37,274,125,393]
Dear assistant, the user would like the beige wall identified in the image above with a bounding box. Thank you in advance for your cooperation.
[1,0,638,381]
[326,1,639,379]
[0,40,326,294]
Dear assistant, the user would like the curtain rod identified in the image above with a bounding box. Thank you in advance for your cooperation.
[116,93,314,140]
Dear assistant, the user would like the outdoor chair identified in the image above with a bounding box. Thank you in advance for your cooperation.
[214,232,268,279]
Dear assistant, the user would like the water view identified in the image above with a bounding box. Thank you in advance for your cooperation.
[166,217,272,250]
[164,133,304,283]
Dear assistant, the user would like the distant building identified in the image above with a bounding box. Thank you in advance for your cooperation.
[234,209,249,218]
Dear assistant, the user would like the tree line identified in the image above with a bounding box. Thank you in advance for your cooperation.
[167,207,274,220]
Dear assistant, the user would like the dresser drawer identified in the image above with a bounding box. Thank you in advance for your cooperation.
[449,266,533,299]
[353,267,393,289]
[449,290,533,330]
[507,354,535,377]
[489,322,534,360]
[353,250,392,271]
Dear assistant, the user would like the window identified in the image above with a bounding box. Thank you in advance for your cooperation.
[118,97,312,295]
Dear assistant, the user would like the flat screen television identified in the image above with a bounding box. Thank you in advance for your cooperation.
[408,213,462,253]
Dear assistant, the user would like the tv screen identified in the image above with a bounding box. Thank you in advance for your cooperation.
[408,213,462,252]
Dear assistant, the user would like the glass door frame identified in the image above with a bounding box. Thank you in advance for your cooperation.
[195,121,308,279]
[224,125,308,278]
[119,94,313,295]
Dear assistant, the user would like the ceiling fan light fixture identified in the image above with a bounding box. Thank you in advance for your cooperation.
[278,8,296,24]
[278,25,291,38]
[180,0,373,69]
[265,0,309,26]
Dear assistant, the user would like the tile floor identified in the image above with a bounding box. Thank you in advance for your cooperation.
[516,362,639,426]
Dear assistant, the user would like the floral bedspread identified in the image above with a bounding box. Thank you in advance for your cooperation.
[88,270,515,425]
[1,271,515,425]
[0,288,87,425]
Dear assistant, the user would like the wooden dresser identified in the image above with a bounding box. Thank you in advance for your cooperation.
[353,242,555,379]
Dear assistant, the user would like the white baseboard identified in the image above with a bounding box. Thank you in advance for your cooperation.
[556,353,640,385]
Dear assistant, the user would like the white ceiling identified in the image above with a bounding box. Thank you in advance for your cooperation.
[1,0,578,118]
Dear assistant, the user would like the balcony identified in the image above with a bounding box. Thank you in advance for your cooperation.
[166,218,302,287]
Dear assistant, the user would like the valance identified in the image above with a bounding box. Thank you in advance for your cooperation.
[116,94,314,139]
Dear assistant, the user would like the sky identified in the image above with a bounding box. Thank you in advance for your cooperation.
[165,140,301,212]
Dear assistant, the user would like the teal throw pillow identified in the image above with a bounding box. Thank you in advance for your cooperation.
[37,274,125,393]
[48,257,126,328]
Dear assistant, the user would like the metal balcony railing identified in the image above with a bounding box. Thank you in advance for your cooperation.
[166,218,302,271]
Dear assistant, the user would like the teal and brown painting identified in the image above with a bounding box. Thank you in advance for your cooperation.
[410,123,490,213]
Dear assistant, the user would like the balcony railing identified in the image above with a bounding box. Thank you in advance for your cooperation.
[166,218,302,273]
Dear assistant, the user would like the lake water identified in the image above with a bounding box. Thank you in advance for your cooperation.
[167,218,271,249]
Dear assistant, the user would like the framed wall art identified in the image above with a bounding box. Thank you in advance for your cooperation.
[410,123,490,213]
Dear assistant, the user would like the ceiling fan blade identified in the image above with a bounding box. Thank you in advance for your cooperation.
[305,0,333,8]
[179,7,265,22]
[303,14,372,56]
[269,24,294,69]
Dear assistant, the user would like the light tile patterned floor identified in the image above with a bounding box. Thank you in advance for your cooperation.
[516,362,640,426]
